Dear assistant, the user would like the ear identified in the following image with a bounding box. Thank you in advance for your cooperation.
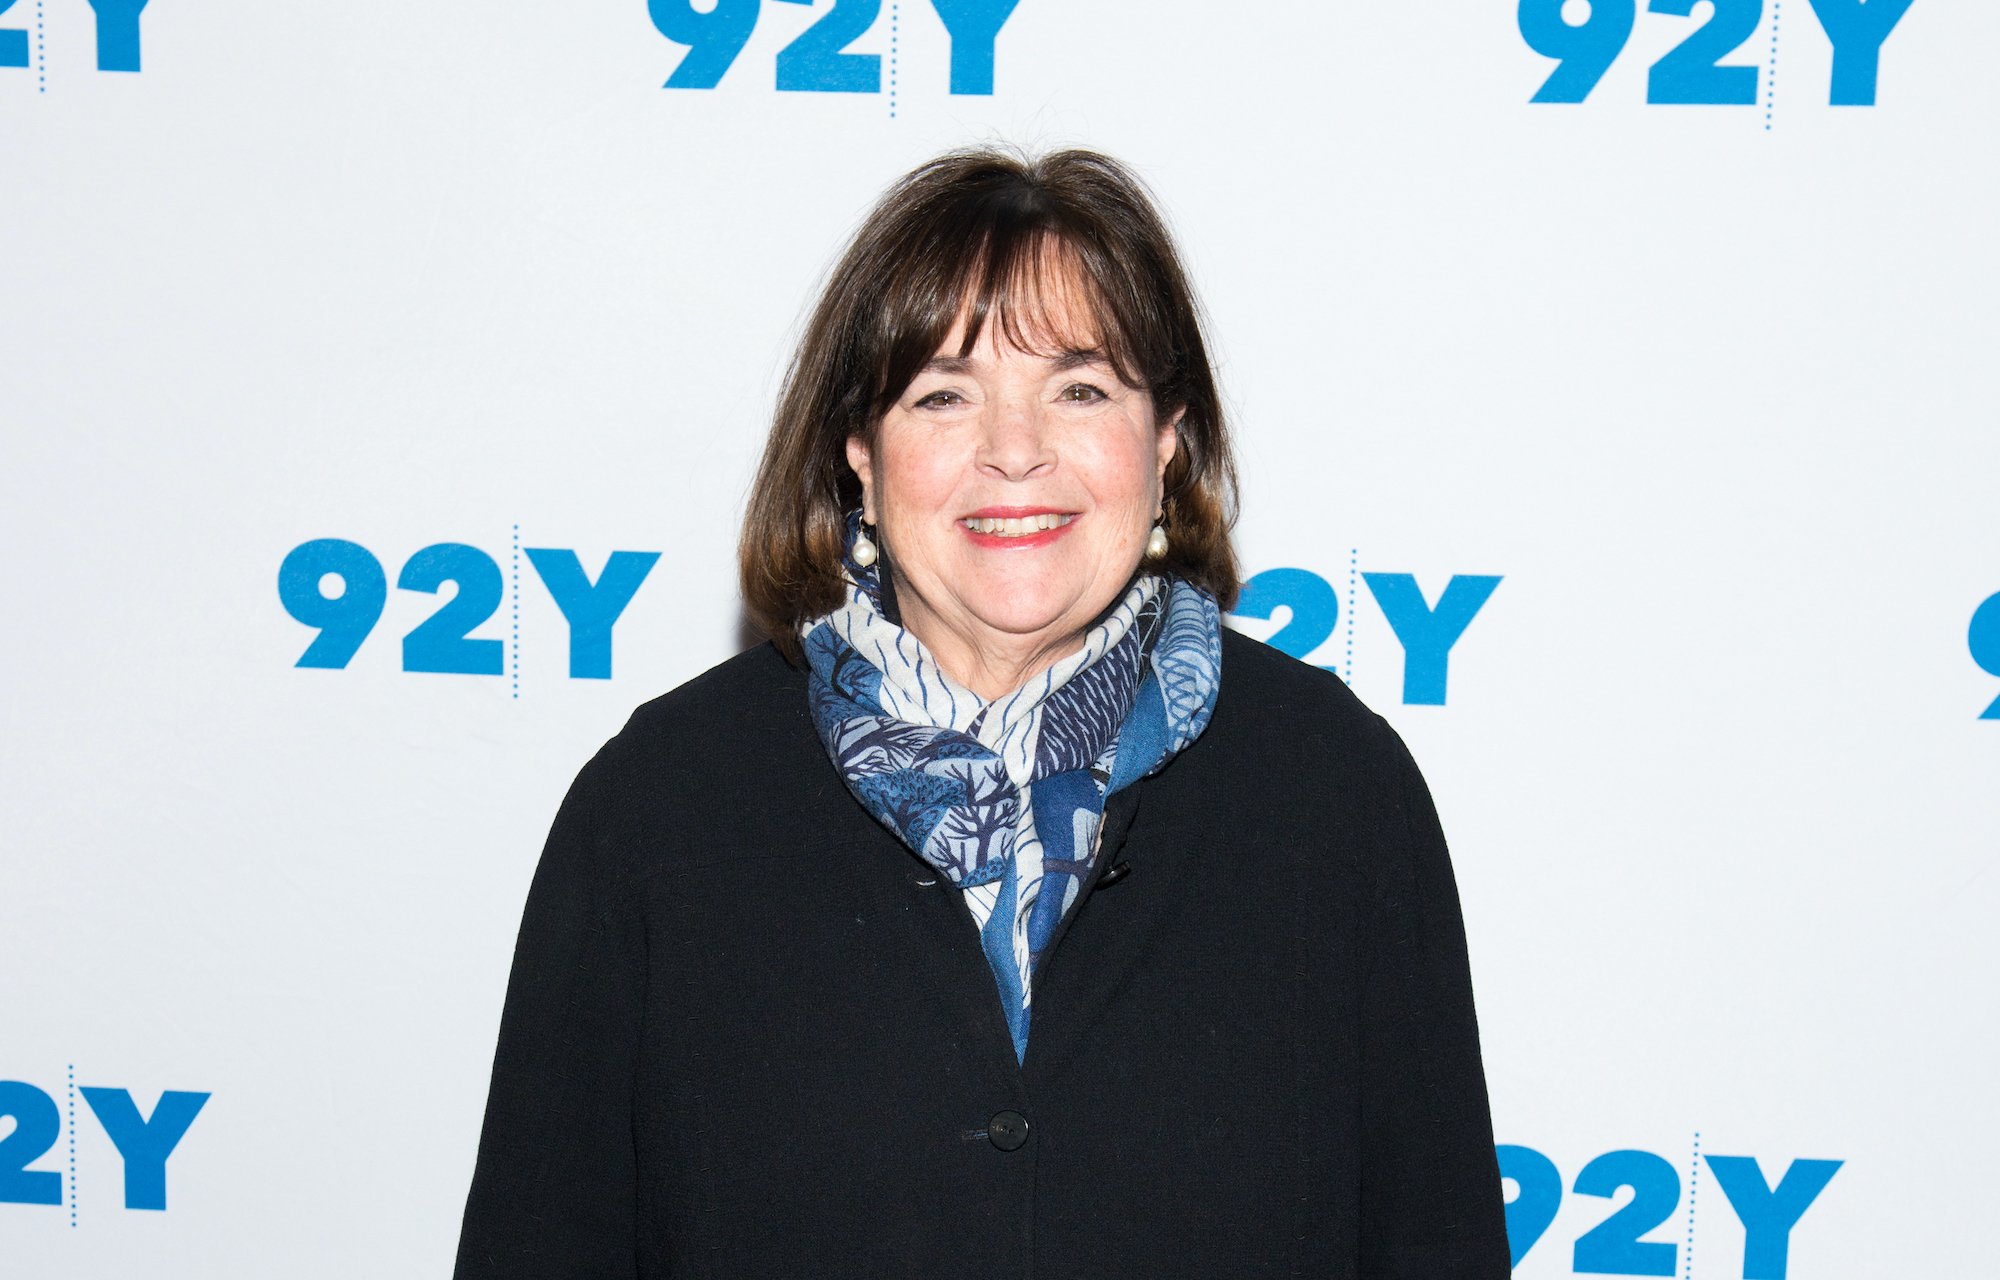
[844,434,877,523]
[1155,411,1182,489]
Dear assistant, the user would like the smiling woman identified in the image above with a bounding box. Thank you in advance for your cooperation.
[453,146,1510,1279]
[737,148,1240,680]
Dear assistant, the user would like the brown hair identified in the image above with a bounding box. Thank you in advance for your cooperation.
[738,144,1240,662]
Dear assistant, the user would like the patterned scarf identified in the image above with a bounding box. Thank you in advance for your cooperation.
[801,527,1223,1061]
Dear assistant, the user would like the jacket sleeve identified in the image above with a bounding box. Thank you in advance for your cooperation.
[1356,720,1512,1278]
[453,751,645,1278]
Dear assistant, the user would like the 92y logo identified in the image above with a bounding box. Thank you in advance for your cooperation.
[1229,567,1502,706]
[278,540,659,681]
[0,1078,209,1214]
[1519,0,1914,105]
[650,0,1019,93]
[1501,1143,1841,1279]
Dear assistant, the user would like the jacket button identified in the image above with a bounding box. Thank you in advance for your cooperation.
[987,1110,1030,1151]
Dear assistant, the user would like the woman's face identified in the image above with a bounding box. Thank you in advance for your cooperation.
[846,273,1178,693]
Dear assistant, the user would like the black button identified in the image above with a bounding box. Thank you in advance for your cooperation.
[987,1110,1030,1151]
[1097,860,1131,888]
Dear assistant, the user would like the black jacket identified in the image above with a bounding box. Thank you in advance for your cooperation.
[453,631,1510,1278]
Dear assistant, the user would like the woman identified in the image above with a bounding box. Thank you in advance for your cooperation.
[454,147,1509,1278]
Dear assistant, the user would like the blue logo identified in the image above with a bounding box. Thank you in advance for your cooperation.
[648,0,1019,97]
[0,1074,210,1219]
[278,537,660,687]
[1500,1141,1841,1278]
[1517,0,1914,107]
[1227,565,1502,706]
[1970,591,2000,719]
[1,0,154,79]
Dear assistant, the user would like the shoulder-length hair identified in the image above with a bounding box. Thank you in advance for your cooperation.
[739,145,1240,662]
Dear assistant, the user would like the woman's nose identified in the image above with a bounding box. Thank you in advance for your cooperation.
[976,399,1056,482]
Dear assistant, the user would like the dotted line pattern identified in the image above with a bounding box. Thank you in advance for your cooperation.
[1683,1130,1702,1277]
[36,0,45,94]
[511,523,521,701]
[1764,3,1781,132]
[1344,547,1357,685]
[888,2,898,118]
[67,1063,77,1227]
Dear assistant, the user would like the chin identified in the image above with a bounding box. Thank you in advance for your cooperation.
[964,582,1093,640]
[971,603,1075,640]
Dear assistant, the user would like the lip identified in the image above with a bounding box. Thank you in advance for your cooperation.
[959,507,1080,550]
[964,506,1069,519]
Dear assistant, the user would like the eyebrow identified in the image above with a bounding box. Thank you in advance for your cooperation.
[918,348,1110,377]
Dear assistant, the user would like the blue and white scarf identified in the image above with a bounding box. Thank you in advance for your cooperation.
[801,532,1223,1061]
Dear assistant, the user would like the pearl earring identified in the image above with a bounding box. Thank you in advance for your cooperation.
[853,520,879,568]
[1146,522,1169,559]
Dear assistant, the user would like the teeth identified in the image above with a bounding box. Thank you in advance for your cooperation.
[965,514,1073,536]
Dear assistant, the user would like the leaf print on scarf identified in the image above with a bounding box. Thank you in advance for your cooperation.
[831,718,940,775]
[1152,587,1223,755]
[921,753,1014,807]
[806,624,883,706]
[928,802,1017,883]
[851,770,966,848]
[1034,625,1147,774]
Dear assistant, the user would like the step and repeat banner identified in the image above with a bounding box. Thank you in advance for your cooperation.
[4,1,1994,1275]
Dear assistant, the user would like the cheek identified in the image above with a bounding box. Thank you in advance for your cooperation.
[876,432,967,521]
[1079,428,1164,508]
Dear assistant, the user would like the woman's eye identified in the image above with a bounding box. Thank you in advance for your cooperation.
[914,390,962,409]
[1060,383,1108,403]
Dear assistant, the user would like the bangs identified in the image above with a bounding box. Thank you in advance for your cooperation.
[869,221,1151,418]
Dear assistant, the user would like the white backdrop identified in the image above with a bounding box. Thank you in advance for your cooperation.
[4,2,1996,1276]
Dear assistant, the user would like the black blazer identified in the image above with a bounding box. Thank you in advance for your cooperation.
[453,631,1510,1278]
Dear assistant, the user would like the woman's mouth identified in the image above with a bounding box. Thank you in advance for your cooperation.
[959,510,1079,548]
[961,513,1076,536]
